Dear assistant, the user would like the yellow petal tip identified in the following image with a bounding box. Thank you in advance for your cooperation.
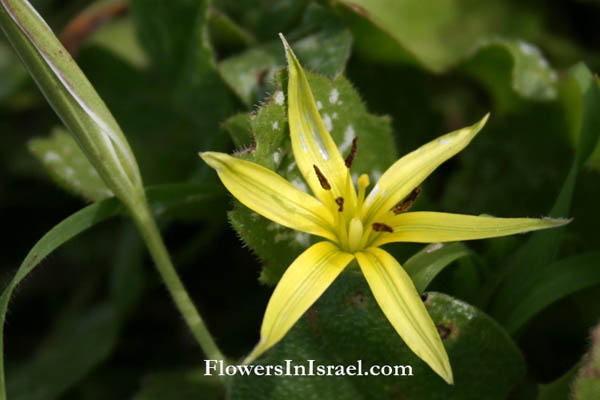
[278,32,288,47]
[199,151,223,170]
[279,33,300,68]
[279,33,292,55]
[543,217,573,227]
[475,112,490,129]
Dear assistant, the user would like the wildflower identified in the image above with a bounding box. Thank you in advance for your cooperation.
[200,35,567,384]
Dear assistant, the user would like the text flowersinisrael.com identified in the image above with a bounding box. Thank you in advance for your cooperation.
[204,360,413,377]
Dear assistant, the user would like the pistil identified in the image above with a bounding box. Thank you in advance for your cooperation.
[348,217,364,252]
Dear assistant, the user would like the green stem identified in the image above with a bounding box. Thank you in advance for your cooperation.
[131,200,226,363]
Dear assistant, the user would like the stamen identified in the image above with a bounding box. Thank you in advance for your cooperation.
[357,173,370,208]
[345,137,359,168]
[392,187,421,214]
[313,165,331,190]
[357,173,370,189]
[335,197,344,212]
[372,222,393,233]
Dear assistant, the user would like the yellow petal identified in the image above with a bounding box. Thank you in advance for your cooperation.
[280,34,356,210]
[200,151,335,240]
[356,247,453,384]
[363,114,489,223]
[244,241,354,363]
[372,212,570,246]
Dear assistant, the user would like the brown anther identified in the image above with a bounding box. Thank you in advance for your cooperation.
[335,197,344,212]
[372,222,393,233]
[344,137,359,168]
[313,165,331,190]
[392,187,421,214]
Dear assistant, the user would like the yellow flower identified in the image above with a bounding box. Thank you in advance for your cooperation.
[200,35,568,384]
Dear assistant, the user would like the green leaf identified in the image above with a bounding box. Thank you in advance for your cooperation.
[225,69,397,285]
[404,242,474,293]
[0,183,221,398]
[130,0,238,131]
[229,273,527,399]
[28,127,112,201]
[461,38,558,110]
[330,1,559,106]
[487,66,600,321]
[502,251,600,333]
[330,0,542,73]
[132,369,223,400]
[219,4,353,106]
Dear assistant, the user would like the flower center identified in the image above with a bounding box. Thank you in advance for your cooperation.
[347,217,364,252]
[313,151,419,254]
[336,173,373,253]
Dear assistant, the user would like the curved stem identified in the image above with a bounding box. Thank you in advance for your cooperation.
[131,201,226,363]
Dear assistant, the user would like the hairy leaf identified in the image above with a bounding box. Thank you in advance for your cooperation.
[229,274,526,399]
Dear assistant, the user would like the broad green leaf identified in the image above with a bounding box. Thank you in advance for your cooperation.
[219,45,280,106]
[130,0,238,132]
[132,369,224,400]
[404,242,473,293]
[219,5,352,106]
[229,273,527,399]
[488,67,600,320]
[28,127,112,201]
[330,1,560,106]
[0,0,143,203]
[0,183,221,398]
[225,69,396,285]
[461,38,558,110]
[330,0,542,73]
[572,322,600,400]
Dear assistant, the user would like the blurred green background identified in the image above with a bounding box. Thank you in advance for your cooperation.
[1,0,600,398]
